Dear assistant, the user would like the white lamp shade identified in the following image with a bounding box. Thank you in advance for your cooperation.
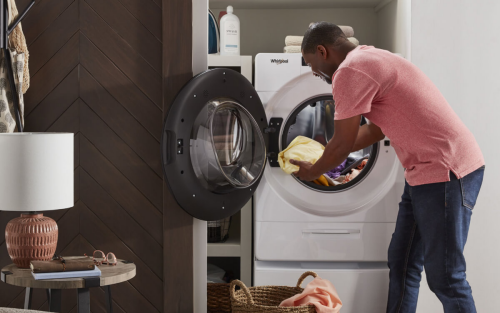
[0,133,74,212]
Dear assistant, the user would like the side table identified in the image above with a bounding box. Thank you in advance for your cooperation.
[1,257,136,313]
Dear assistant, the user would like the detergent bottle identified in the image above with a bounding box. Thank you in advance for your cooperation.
[220,5,240,56]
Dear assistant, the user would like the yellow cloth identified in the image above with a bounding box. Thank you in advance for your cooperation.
[278,136,325,174]
[313,175,329,186]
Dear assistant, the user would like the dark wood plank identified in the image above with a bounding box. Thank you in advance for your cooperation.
[0,211,20,244]
[152,0,161,9]
[5,289,28,309]
[90,287,126,313]
[25,66,79,126]
[80,35,162,140]
[80,1,162,106]
[47,97,80,134]
[54,204,81,255]
[163,186,194,311]
[42,209,68,225]
[60,234,95,258]
[30,289,50,312]
[14,0,33,33]
[59,289,78,313]
[80,103,162,210]
[75,133,80,170]
[85,0,161,71]
[163,0,194,311]
[75,167,80,202]
[14,0,32,13]
[79,69,161,176]
[79,169,162,276]
[21,0,75,45]
[116,0,161,41]
[104,280,160,313]
[28,0,79,75]
[79,204,163,311]
[37,301,49,312]
[24,32,79,114]
[79,136,162,243]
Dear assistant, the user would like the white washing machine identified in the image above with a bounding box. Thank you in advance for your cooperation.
[253,53,405,313]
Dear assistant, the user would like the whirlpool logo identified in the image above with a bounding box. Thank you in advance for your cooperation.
[270,59,289,65]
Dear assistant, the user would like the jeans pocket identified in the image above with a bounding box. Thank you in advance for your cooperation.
[460,166,485,210]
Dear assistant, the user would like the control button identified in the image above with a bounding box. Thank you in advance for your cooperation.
[177,139,183,147]
[384,140,391,147]
[177,147,183,154]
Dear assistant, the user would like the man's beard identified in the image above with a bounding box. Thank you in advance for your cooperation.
[322,76,332,85]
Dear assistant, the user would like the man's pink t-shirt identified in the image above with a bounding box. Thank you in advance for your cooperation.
[333,45,484,186]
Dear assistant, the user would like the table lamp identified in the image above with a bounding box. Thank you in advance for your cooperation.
[0,133,73,268]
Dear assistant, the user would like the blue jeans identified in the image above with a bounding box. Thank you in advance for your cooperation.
[386,166,485,313]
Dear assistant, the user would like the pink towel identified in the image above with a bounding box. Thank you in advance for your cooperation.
[280,277,342,313]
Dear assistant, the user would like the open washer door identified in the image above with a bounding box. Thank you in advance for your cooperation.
[162,68,268,221]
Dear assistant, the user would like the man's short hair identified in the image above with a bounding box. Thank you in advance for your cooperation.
[301,22,347,54]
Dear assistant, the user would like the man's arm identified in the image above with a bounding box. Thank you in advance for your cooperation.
[352,119,385,152]
[291,115,384,181]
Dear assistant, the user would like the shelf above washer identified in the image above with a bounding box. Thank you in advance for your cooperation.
[210,0,387,10]
[208,236,241,257]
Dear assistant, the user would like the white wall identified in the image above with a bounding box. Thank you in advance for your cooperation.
[412,1,500,311]
[209,7,378,59]
[376,0,411,59]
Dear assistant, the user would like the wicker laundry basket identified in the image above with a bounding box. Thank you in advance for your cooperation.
[207,217,232,243]
[207,283,232,313]
[230,271,318,313]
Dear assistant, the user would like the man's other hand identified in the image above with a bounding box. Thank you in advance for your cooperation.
[290,159,319,181]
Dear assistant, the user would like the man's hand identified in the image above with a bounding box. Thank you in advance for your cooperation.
[287,115,382,183]
[290,159,320,181]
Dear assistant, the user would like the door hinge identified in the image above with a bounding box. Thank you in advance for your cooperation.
[267,118,283,167]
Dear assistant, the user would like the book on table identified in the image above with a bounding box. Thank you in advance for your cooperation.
[32,266,101,280]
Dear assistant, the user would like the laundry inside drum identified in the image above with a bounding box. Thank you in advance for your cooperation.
[281,96,379,192]
[190,97,266,193]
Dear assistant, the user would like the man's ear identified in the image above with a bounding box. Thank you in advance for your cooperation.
[317,45,328,60]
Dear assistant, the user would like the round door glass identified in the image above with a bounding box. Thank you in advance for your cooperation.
[191,98,266,192]
[281,96,378,192]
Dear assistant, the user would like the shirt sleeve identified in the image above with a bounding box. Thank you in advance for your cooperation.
[332,67,380,120]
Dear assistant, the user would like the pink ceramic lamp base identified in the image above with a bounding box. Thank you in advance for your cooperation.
[5,213,58,268]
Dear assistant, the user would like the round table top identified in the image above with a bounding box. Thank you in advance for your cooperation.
[1,257,136,289]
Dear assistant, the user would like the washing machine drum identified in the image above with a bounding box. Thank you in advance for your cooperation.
[277,96,378,193]
[162,69,268,221]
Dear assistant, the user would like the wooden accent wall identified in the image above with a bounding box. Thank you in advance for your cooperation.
[0,0,194,311]
[162,0,194,312]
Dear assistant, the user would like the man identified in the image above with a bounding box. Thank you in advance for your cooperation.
[291,22,485,313]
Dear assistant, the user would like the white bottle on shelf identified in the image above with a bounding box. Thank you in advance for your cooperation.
[220,6,240,56]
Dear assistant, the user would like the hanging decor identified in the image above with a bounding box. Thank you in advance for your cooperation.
[0,49,24,133]
[0,0,32,133]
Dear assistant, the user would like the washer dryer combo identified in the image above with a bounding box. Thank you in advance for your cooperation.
[161,53,404,313]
